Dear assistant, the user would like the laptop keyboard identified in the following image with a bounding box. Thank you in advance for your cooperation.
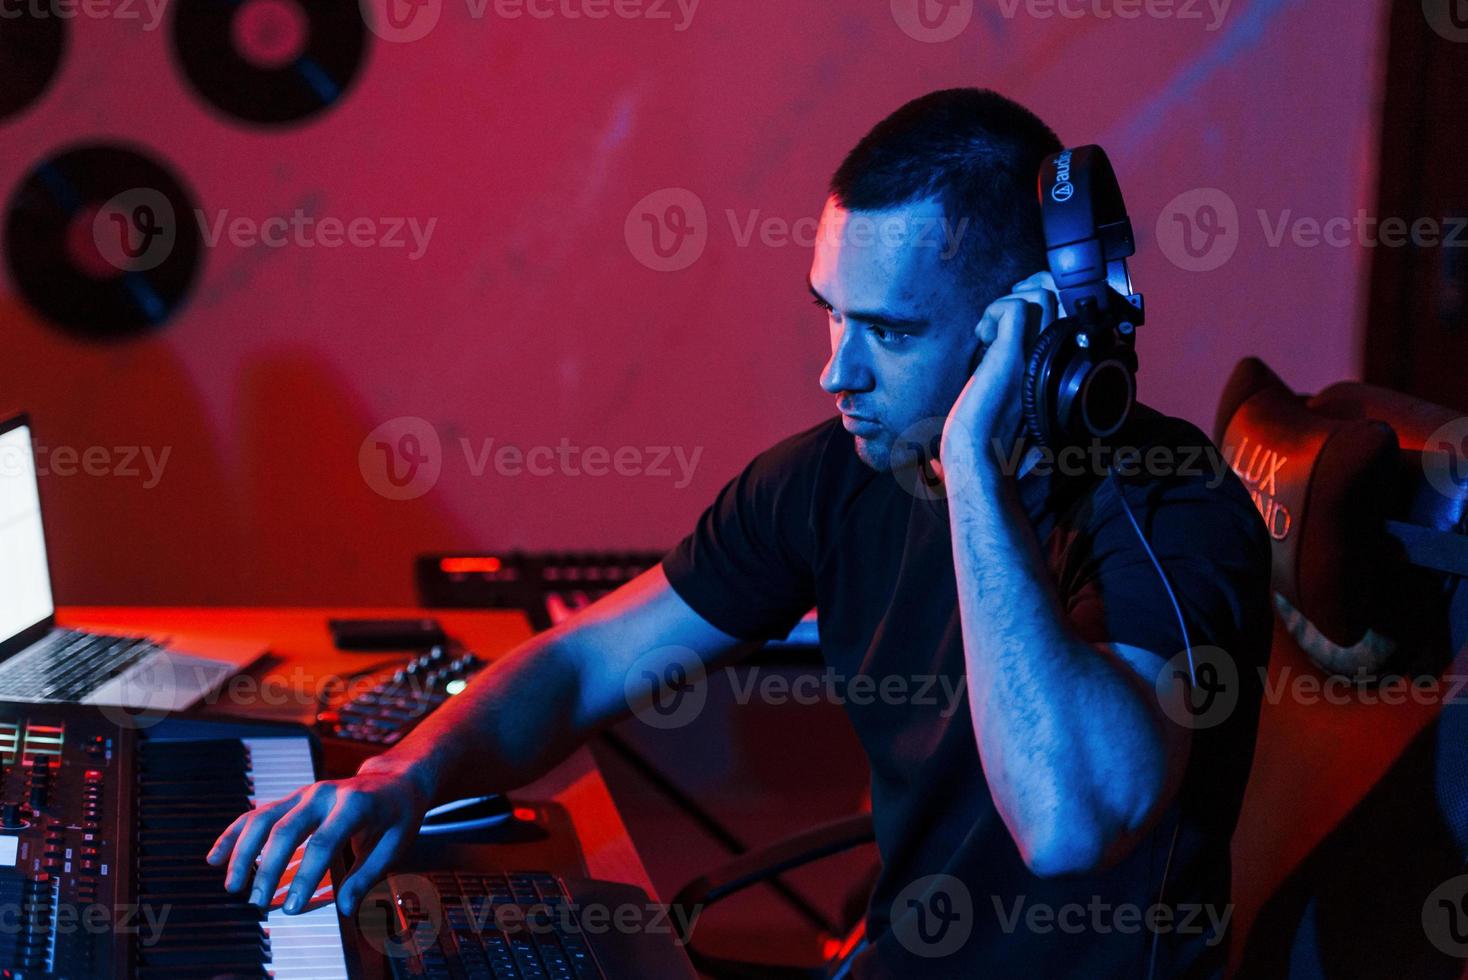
[0,629,160,701]
[387,871,609,980]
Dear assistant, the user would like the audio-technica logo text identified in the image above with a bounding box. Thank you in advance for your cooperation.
[1051,149,1075,204]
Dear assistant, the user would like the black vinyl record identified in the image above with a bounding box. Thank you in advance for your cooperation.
[171,0,368,126]
[0,6,66,123]
[3,143,202,340]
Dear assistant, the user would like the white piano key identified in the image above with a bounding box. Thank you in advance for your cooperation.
[239,736,351,980]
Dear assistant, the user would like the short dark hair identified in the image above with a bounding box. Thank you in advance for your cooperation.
[829,88,1063,306]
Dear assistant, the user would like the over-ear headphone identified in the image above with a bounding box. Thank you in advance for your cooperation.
[1023,145,1145,449]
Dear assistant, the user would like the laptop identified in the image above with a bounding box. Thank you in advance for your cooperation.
[0,412,264,711]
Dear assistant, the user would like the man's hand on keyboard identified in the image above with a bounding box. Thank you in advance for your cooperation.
[206,759,434,917]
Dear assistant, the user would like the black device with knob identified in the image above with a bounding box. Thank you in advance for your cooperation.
[314,643,488,776]
[320,556,677,775]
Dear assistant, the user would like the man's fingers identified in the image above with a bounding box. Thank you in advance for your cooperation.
[976,297,1025,348]
[1012,270,1057,293]
[207,812,249,868]
[338,823,411,917]
[1014,283,1058,332]
[1009,270,1062,345]
[219,800,293,893]
[978,297,1033,364]
[207,772,422,921]
[281,797,362,914]
[248,787,339,906]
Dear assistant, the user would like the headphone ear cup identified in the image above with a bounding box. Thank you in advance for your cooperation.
[1023,320,1069,449]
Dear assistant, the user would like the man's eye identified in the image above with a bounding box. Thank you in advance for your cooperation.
[870,325,910,346]
[812,298,834,314]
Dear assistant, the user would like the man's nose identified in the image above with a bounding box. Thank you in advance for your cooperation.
[820,327,874,395]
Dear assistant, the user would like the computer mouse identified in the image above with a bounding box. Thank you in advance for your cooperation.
[418,794,514,835]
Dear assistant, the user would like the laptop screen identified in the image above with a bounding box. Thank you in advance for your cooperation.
[0,422,55,643]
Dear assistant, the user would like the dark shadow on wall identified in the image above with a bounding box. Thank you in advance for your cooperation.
[234,350,473,605]
[0,297,247,605]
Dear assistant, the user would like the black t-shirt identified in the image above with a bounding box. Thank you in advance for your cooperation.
[662,405,1274,979]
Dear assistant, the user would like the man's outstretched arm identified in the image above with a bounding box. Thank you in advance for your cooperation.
[208,564,746,916]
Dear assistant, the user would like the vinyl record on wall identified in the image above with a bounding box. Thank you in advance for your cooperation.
[0,7,66,123]
[171,0,368,126]
[3,143,202,340]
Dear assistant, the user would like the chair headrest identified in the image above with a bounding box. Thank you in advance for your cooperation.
[1309,381,1468,537]
[1213,358,1466,675]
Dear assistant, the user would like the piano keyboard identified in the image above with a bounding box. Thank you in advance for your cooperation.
[0,697,697,979]
[135,735,350,979]
[243,737,353,980]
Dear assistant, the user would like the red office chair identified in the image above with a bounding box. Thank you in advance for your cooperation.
[1213,358,1468,978]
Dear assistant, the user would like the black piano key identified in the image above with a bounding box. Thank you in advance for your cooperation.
[139,810,242,830]
[141,838,224,858]
[139,881,240,899]
[140,828,226,847]
[137,944,269,969]
[138,739,247,762]
[146,920,265,940]
[137,782,253,800]
[138,969,268,980]
[149,904,266,925]
[142,930,269,958]
[139,854,229,870]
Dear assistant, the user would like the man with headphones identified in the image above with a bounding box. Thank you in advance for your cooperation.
[211,88,1273,978]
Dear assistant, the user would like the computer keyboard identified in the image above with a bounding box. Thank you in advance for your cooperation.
[0,629,159,700]
[385,871,608,980]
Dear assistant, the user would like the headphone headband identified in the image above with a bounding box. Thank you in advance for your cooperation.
[1038,145,1140,322]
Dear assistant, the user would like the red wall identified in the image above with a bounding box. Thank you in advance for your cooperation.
[1,0,1390,604]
